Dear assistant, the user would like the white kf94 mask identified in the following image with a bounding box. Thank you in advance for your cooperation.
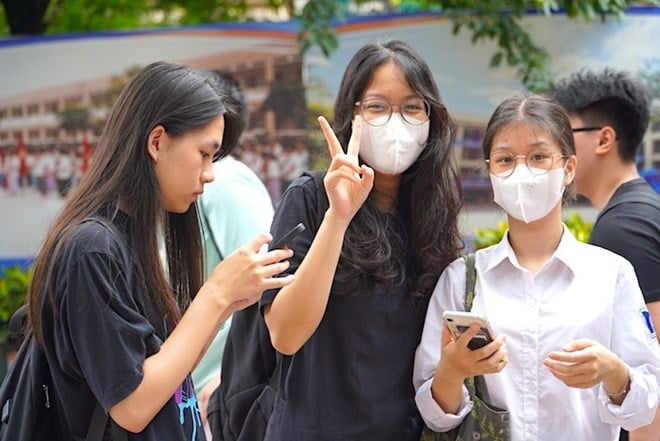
[490,165,566,223]
[359,114,429,175]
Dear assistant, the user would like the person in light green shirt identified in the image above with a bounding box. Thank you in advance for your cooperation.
[194,71,275,438]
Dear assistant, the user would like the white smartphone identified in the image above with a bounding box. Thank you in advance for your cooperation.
[442,310,495,350]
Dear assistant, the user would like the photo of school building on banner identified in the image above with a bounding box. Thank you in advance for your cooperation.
[0,22,308,266]
[1,9,659,266]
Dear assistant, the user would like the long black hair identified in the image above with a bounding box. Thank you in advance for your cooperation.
[27,61,242,344]
[332,39,464,300]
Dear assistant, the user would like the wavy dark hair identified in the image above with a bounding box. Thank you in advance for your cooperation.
[331,39,464,300]
[27,61,242,344]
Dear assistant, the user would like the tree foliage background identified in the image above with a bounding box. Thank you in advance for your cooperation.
[1,0,658,90]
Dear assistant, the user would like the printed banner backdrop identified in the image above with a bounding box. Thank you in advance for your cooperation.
[1,9,659,266]
[0,22,307,266]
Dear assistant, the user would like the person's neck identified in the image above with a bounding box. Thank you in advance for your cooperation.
[586,162,640,210]
[507,210,564,276]
[372,172,400,213]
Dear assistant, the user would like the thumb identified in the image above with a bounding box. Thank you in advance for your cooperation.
[244,232,272,252]
[562,338,594,352]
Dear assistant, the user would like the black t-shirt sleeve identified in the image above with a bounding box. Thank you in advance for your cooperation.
[53,224,160,411]
[590,208,660,303]
[260,174,322,309]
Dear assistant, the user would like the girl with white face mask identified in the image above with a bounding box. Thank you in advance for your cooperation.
[414,95,660,441]
[258,40,464,440]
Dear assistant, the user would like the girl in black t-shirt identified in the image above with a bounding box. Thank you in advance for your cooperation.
[25,62,295,440]
[258,40,463,440]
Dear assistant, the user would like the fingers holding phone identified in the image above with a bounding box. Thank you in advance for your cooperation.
[440,311,508,377]
[206,233,295,309]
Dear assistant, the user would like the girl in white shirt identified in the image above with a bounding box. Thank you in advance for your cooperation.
[413,94,660,441]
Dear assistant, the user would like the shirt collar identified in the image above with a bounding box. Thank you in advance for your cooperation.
[482,224,579,277]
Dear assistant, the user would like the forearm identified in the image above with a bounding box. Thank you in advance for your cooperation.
[109,290,230,432]
[431,362,465,414]
[629,407,660,441]
[265,209,349,355]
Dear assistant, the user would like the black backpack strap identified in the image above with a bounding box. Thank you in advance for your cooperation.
[86,402,128,441]
[463,253,477,312]
[268,354,291,394]
[86,402,108,441]
[301,170,328,230]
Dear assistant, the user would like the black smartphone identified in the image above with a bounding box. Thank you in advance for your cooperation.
[271,222,306,249]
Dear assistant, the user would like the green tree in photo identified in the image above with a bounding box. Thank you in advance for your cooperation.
[2,1,656,90]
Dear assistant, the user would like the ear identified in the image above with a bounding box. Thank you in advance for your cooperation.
[563,155,577,187]
[595,126,616,157]
[147,125,166,163]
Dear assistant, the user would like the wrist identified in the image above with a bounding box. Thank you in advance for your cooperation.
[198,283,232,324]
[603,364,630,400]
[323,208,352,230]
[434,359,466,387]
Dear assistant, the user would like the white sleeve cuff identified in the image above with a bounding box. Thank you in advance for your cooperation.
[598,369,659,431]
[415,378,473,433]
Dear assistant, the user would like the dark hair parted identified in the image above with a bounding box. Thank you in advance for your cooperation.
[482,94,577,201]
[551,68,650,162]
[27,61,241,344]
[331,39,464,300]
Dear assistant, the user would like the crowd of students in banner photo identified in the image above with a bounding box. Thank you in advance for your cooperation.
[0,134,309,205]
[2,38,659,441]
[0,140,90,198]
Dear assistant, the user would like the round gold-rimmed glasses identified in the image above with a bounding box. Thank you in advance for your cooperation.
[485,151,568,178]
[354,98,430,127]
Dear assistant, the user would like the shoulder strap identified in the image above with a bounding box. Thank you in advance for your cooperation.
[463,253,477,312]
[268,354,291,392]
[198,206,224,261]
[461,252,490,401]
[87,402,127,441]
[301,170,328,230]
[263,172,325,395]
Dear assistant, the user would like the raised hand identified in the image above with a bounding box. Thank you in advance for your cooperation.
[317,115,374,224]
[205,233,295,312]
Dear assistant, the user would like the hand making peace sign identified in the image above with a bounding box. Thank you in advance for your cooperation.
[317,115,374,224]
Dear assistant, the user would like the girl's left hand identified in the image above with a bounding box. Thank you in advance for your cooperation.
[543,338,629,392]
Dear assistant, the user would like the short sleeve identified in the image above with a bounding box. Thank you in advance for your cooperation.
[52,224,160,411]
[590,207,660,303]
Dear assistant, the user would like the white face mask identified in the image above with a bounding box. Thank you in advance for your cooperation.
[490,165,566,223]
[359,113,429,175]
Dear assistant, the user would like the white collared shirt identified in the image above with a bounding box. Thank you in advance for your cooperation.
[413,227,660,441]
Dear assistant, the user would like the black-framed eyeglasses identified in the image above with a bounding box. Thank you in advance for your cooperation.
[571,126,602,133]
[355,98,430,127]
[485,151,568,178]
